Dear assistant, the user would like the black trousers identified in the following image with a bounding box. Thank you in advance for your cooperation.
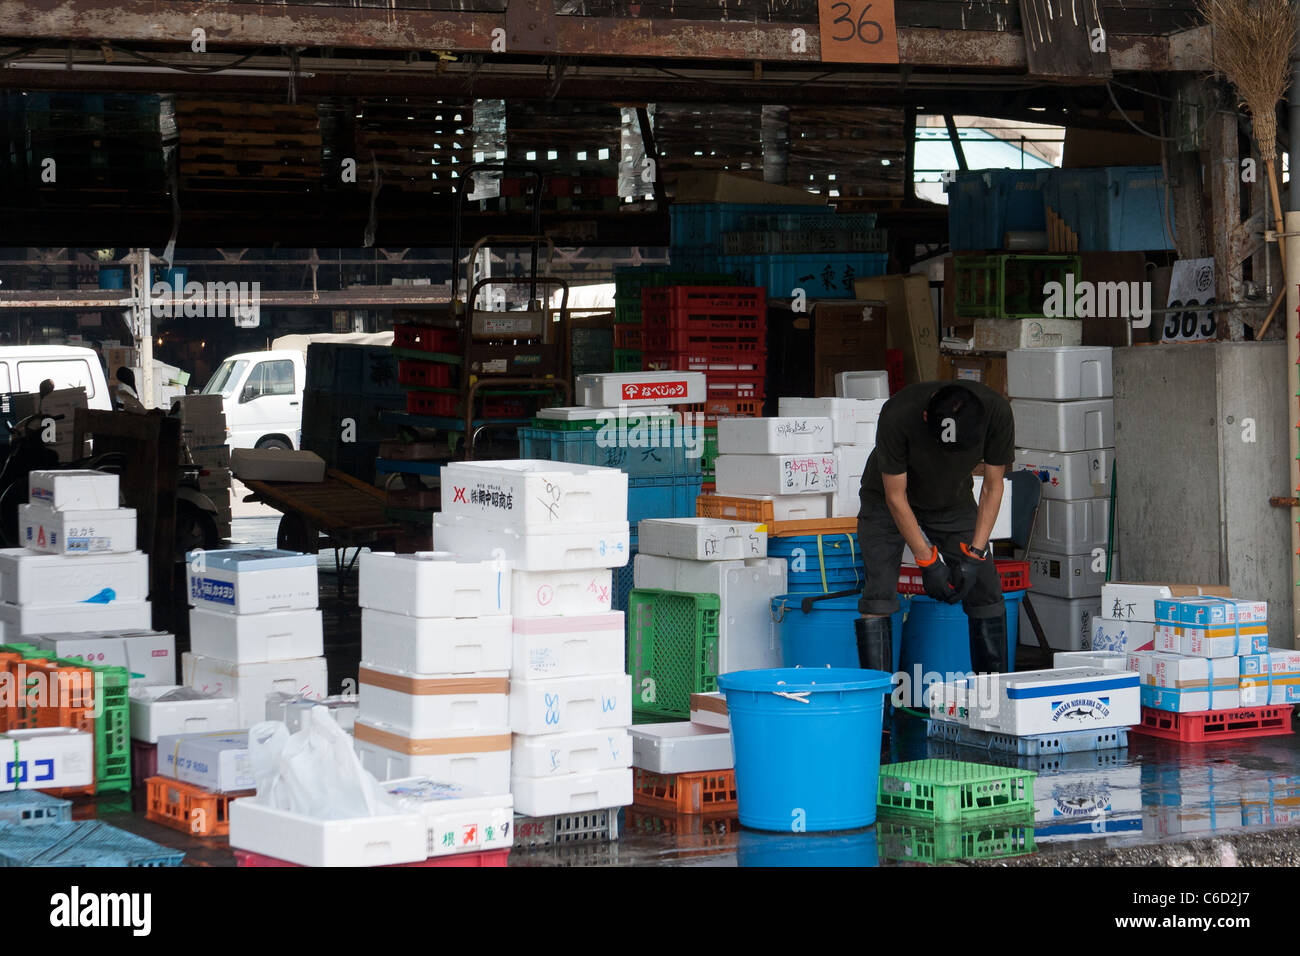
[857,492,1005,619]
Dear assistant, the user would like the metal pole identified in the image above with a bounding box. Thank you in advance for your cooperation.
[1289,25,1300,647]
[132,248,154,409]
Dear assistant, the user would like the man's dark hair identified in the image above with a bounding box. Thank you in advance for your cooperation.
[926,384,986,450]
[116,366,135,389]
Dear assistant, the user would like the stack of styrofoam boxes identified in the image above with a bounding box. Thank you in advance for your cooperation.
[1009,346,1115,651]
[2,470,148,640]
[712,415,840,520]
[1089,582,1232,655]
[1139,597,1270,714]
[183,549,327,729]
[354,552,513,795]
[432,460,634,820]
[773,398,887,520]
[172,394,232,540]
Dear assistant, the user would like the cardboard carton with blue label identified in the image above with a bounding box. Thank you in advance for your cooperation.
[1142,653,1240,712]
[1238,650,1300,705]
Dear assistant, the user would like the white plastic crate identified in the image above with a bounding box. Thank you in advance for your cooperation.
[0,599,150,640]
[129,685,240,743]
[440,460,629,530]
[632,555,787,672]
[29,469,119,511]
[511,729,633,778]
[361,610,512,675]
[831,445,870,519]
[630,723,733,774]
[1100,582,1231,625]
[511,568,612,618]
[511,612,625,680]
[186,548,318,615]
[974,318,1082,351]
[968,667,1139,735]
[0,548,149,607]
[509,673,632,736]
[1023,550,1118,600]
[689,692,728,730]
[1010,399,1114,452]
[715,453,838,496]
[1052,650,1132,672]
[359,551,511,618]
[510,767,633,818]
[1018,594,1101,650]
[716,417,834,455]
[358,666,509,737]
[18,503,136,554]
[189,606,323,663]
[384,777,514,858]
[0,728,94,791]
[1014,448,1114,501]
[778,397,884,446]
[33,630,175,686]
[576,370,707,407]
[1088,616,1155,653]
[182,651,328,729]
[635,517,766,561]
[352,720,511,794]
[835,370,889,400]
[1031,497,1111,555]
[1007,346,1113,400]
[157,730,253,792]
[537,405,673,422]
[229,798,427,867]
[433,514,630,572]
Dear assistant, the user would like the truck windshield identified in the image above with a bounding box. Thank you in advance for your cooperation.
[202,359,248,398]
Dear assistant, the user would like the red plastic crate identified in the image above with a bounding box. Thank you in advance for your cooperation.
[633,768,739,814]
[642,286,766,316]
[397,359,454,389]
[642,327,765,356]
[479,397,530,419]
[682,397,763,419]
[643,352,765,377]
[406,391,458,417]
[233,848,510,867]
[886,348,904,394]
[394,323,459,353]
[897,559,1029,595]
[1131,705,1293,742]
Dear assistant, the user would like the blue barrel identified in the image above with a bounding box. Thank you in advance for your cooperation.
[718,667,893,831]
[900,590,1025,679]
[772,593,909,674]
[737,828,879,867]
[98,268,125,290]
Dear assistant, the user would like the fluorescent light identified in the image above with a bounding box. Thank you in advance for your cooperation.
[6,62,313,78]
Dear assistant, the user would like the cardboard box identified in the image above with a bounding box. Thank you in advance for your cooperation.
[129,685,239,743]
[853,274,938,384]
[230,448,326,483]
[28,470,119,511]
[1088,617,1154,652]
[0,728,94,791]
[1141,684,1241,713]
[1101,582,1232,624]
[938,350,1008,398]
[190,606,324,663]
[187,548,318,615]
[968,666,1139,735]
[18,503,137,554]
[812,300,888,398]
[0,548,148,606]
[156,731,254,793]
[1238,650,1300,705]
[1156,597,1268,627]
[182,651,328,729]
[671,171,828,206]
[34,630,175,686]
[1142,653,1240,711]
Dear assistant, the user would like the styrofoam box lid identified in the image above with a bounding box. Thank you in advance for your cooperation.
[370,550,511,568]
[578,371,701,384]
[996,666,1137,691]
[3,727,87,743]
[187,547,316,571]
[446,459,625,478]
[639,517,762,532]
[32,469,119,485]
[537,406,674,420]
[630,722,729,743]
[383,776,513,813]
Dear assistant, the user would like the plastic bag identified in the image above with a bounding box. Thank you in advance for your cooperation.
[248,706,399,820]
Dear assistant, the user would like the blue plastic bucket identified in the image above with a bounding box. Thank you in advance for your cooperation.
[900,590,1025,681]
[737,828,879,867]
[717,667,893,831]
[772,593,908,674]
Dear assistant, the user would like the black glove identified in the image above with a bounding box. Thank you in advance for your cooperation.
[918,545,961,604]
[952,542,987,603]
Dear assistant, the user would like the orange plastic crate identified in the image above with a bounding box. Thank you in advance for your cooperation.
[145,776,252,837]
[1131,705,1293,742]
[695,494,856,538]
[624,808,740,852]
[10,657,96,734]
[633,768,739,814]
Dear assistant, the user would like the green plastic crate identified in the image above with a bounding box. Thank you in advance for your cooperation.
[877,820,1036,864]
[953,254,1081,320]
[701,425,718,479]
[627,588,720,721]
[72,659,131,794]
[613,349,643,372]
[877,759,1036,824]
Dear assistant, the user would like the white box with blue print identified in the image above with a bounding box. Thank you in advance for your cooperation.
[187,548,318,616]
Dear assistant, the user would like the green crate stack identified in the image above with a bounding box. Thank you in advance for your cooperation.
[953,254,1081,320]
[613,349,643,372]
[613,269,740,324]
[876,820,1036,864]
[877,759,1036,825]
[701,426,718,482]
[627,589,720,721]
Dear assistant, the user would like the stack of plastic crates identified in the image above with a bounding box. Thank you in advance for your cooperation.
[626,588,720,722]
[612,267,739,374]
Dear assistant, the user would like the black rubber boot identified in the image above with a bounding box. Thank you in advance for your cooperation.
[969,609,1010,674]
[855,615,893,674]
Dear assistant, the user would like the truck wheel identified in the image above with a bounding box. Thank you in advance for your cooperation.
[256,437,292,451]
[277,513,319,554]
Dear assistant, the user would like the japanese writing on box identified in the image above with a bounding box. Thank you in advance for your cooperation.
[1110,598,1137,620]
[470,485,514,510]
[622,381,687,400]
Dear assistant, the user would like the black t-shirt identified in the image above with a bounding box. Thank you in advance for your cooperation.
[860,380,1015,511]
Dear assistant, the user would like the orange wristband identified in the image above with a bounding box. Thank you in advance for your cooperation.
[915,545,939,567]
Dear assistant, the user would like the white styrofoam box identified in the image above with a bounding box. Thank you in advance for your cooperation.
[1239,650,1300,706]
[1007,346,1113,401]
[189,606,323,664]
[968,667,1139,735]
[29,469,119,511]
[1101,583,1231,626]
[636,517,766,561]
[384,777,514,857]
[714,453,838,496]
[361,610,512,675]
[33,630,175,686]
[975,318,1082,351]
[0,599,150,640]
[440,460,629,530]
[511,729,633,777]
[1010,399,1114,453]
[971,476,1014,540]
[717,417,834,455]
[576,370,706,407]
[511,613,625,680]
[1018,594,1101,649]
[1052,651,1132,673]
[690,692,728,730]
[631,722,733,774]
[633,555,787,673]
[432,514,630,572]
[130,685,240,743]
[1142,654,1240,712]
[0,728,94,791]
[1014,448,1113,501]
[509,673,631,736]
[352,720,511,794]
[537,405,673,422]
[18,503,136,554]
[778,397,885,446]
[229,798,426,867]
[1023,550,1117,600]
[926,680,970,726]
[0,548,149,607]
[832,445,870,519]
[1125,650,1160,675]
[1183,627,1269,659]
[359,551,511,618]
[1088,617,1155,653]
[511,568,612,618]
[835,370,890,400]
[1035,763,1140,829]
[186,548,317,615]
[1030,497,1111,555]
[269,696,359,735]
[157,731,253,792]
[182,651,328,729]
[510,767,633,817]
[358,666,509,738]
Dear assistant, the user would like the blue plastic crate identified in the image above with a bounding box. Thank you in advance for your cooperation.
[0,791,72,827]
[0,820,185,867]
[1041,165,1175,252]
[517,426,702,479]
[946,169,1048,252]
[764,253,888,299]
[926,721,1129,756]
[740,211,873,231]
[613,531,638,615]
[671,203,835,252]
[627,475,703,525]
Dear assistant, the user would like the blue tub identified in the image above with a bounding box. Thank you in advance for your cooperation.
[766,533,861,593]
[737,828,879,867]
[772,593,908,674]
[900,590,1025,681]
[718,667,893,831]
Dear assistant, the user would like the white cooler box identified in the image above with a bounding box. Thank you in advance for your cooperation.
[1052,651,1133,673]
[29,469,120,511]
[510,767,633,818]
[1010,399,1114,453]
[1014,449,1113,501]
[1100,582,1232,627]
[1089,617,1155,653]
[716,417,834,455]
[510,673,632,736]
[576,370,706,407]
[835,370,889,400]
[352,720,511,794]
[968,667,1139,735]
[832,445,871,519]
[715,453,838,496]
[361,610,512,675]
[187,548,318,615]
[1031,497,1111,555]
[385,777,514,857]
[631,723,733,774]
[33,630,175,686]
[512,613,625,680]
[182,651,328,729]
[511,729,633,778]
[1023,550,1118,600]
[0,548,148,606]
[190,606,323,663]
[157,731,254,792]
[359,551,511,618]
[358,666,509,738]
[636,517,766,561]
[19,503,136,554]
[0,599,150,641]
[511,568,612,618]
[536,404,673,423]
[1019,594,1101,650]
[777,397,885,446]
[129,685,240,743]
[0,728,94,791]
[440,459,628,530]
[433,514,630,572]
[1007,346,1113,400]
[229,798,426,868]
